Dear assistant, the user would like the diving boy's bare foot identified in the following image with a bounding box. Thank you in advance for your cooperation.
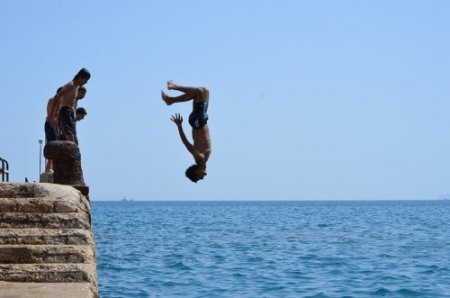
[167,80,176,90]
[161,90,172,105]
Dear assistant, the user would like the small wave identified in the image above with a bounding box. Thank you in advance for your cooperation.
[395,288,422,296]
[303,292,328,298]
[371,288,390,296]
[167,261,192,271]
[317,223,333,228]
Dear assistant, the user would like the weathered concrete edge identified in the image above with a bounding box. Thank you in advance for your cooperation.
[0,282,96,298]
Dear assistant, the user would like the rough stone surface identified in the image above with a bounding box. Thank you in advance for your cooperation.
[0,282,96,298]
[0,229,92,246]
[44,141,85,186]
[0,212,91,229]
[0,264,95,283]
[0,197,88,213]
[0,245,95,264]
[0,183,97,298]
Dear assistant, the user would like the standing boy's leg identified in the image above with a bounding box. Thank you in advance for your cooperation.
[44,121,57,173]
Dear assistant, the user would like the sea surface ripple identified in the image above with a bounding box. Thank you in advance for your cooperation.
[92,200,450,297]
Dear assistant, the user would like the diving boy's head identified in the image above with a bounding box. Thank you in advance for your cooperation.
[185,164,207,183]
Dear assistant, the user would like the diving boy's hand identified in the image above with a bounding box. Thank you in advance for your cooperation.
[171,113,183,126]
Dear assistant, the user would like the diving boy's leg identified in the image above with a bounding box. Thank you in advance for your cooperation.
[167,80,199,94]
[161,91,173,105]
[161,91,195,106]
[161,81,207,105]
[161,89,196,105]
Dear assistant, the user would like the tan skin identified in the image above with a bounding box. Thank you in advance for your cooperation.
[45,88,87,172]
[46,97,56,123]
[45,97,56,173]
[49,76,88,127]
[51,84,87,143]
[163,81,211,180]
[73,111,86,145]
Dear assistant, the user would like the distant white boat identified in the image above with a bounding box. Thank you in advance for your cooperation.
[437,194,450,200]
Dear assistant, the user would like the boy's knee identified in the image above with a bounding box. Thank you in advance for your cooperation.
[197,87,209,99]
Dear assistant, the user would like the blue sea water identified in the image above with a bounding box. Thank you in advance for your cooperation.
[92,201,450,297]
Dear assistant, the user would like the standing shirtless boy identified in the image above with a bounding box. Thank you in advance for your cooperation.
[161,81,211,182]
[44,87,62,174]
[50,68,90,143]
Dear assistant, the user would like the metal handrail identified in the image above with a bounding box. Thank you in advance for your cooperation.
[0,157,9,182]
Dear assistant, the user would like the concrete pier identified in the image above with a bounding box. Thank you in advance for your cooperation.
[0,141,97,297]
[0,183,98,298]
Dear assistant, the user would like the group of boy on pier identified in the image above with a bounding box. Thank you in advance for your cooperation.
[44,68,91,174]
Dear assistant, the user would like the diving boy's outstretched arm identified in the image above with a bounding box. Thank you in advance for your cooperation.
[170,114,204,161]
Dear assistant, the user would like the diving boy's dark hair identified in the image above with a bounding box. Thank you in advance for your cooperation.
[185,164,200,183]
[73,68,91,81]
[76,107,87,115]
[78,86,87,93]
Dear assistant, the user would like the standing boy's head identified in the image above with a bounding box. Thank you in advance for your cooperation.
[77,87,87,100]
[73,68,91,86]
[75,107,87,121]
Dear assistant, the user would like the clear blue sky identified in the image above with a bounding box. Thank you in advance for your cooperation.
[1,1,449,200]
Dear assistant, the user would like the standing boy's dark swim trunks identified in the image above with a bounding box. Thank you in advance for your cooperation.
[59,106,76,138]
[189,101,209,129]
[44,120,57,143]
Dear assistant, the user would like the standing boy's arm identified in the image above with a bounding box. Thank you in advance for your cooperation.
[46,98,54,118]
[49,97,61,126]
[49,85,68,125]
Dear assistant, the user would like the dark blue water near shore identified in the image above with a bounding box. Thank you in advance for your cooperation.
[92,200,450,297]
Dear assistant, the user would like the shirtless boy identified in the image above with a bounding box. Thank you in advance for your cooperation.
[161,81,211,182]
[44,87,62,173]
[50,68,90,143]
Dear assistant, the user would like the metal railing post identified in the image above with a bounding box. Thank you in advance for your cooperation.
[0,157,9,182]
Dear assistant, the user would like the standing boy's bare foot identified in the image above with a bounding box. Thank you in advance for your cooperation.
[161,91,172,105]
[167,80,176,90]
